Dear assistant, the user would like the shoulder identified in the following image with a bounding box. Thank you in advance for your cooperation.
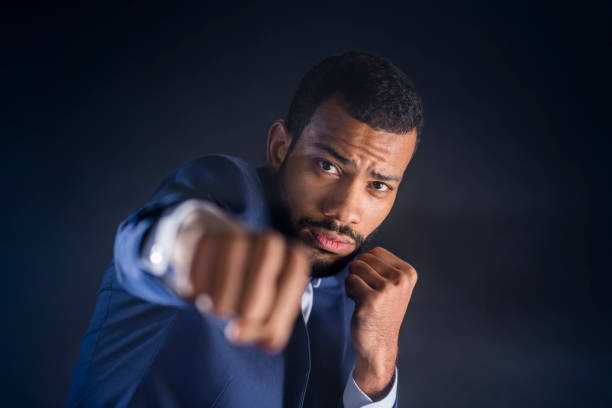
[175,154,257,186]
[173,154,269,226]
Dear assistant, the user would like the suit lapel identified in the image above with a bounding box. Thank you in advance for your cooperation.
[283,314,311,408]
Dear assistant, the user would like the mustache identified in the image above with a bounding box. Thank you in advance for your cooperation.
[296,217,366,246]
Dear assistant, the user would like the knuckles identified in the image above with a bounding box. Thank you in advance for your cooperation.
[186,226,310,354]
[223,232,250,253]
[360,247,418,286]
[407,267,418,285]
[260,230,285,248]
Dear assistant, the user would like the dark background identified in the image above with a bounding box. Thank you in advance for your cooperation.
[3,1,610,406]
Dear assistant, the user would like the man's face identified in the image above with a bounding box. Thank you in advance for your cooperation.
[277,98,418,277]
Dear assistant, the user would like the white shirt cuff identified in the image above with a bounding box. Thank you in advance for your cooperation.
[140,199,230,277]
[343,366,398,408]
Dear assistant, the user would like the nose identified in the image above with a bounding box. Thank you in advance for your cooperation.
[321,177,363,225]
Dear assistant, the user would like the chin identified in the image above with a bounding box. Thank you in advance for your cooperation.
[304,245,335,260]
[308,245,362,279]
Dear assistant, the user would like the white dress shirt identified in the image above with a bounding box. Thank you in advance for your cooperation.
[141,199,398,407]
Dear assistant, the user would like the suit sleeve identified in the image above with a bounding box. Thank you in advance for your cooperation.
[112,155,257,308]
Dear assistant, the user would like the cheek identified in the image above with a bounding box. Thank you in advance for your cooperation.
[282,158,327,212]
[361,197,395,233]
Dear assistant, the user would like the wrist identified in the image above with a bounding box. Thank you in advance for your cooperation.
[353,347,397,399]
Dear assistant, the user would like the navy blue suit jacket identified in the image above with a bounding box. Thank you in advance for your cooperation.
[67,155,396,407]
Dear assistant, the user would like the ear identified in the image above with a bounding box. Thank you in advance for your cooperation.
[266,119,293,172]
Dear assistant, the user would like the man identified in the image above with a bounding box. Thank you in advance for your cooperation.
[68,51,423,407]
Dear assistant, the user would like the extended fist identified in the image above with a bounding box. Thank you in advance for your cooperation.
[171,210,310,353]
[345,246,417,397]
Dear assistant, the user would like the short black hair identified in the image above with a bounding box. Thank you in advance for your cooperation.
[285,51,424,152]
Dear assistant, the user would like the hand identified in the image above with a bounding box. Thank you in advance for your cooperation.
[170,209,310,353]
[345,247,417,398]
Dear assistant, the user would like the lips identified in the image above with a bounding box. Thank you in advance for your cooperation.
[303,228,355,254]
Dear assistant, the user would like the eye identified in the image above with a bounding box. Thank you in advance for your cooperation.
[371,181,390,192]
[317,159,339,175]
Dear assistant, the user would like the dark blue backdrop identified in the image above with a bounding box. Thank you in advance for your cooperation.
[3,1,610,406]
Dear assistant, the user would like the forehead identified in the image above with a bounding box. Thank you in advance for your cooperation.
[296,98,417,174]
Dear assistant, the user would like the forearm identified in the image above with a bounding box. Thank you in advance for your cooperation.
[115,198,237,306]
[113,205,188,307]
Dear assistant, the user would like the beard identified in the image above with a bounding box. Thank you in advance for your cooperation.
[309,245,362,278]
[295,216,374,278]
[259,159,378,278]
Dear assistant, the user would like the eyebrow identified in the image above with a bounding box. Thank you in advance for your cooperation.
[312,142,402,183]
[370,171,402,183]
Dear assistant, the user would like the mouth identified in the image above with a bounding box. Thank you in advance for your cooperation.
[301,228,356,255]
